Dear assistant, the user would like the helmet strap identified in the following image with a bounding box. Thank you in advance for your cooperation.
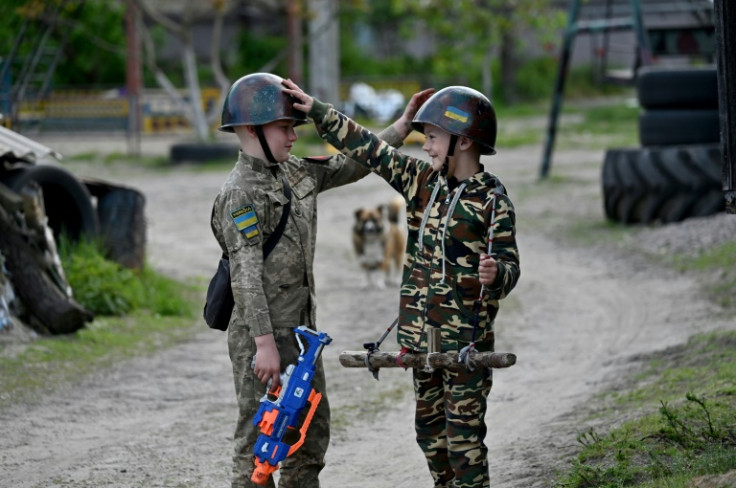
[255,125,278,165]
[442,134,458,177]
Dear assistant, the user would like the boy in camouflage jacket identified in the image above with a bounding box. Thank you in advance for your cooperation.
[284,80,520,488]
[211,73,432,488]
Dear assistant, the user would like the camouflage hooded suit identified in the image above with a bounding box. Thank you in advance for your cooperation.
[307,99,520,488]
[211,125,405,488]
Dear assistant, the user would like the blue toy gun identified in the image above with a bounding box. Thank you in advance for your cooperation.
[251,325,332,485]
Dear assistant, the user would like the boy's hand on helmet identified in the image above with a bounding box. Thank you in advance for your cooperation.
[282,79,313,114]
[402,88,435,121]
[395,88,435,138]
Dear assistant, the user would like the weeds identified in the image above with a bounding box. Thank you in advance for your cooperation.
[672,241,736,310]
[558,333,736,488]
[59,237,192,317]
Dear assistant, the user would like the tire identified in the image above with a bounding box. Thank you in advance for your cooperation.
[0,164,99,241]
[638,109,720,147]
[84,179,147,270]
[637,66,718,110]
[602,144,724,224]
[169,142,240,164]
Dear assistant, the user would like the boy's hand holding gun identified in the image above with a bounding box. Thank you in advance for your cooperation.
[251,326,332,485]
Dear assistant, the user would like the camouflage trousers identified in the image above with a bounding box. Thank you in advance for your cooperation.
[412,364,493,488]
[228,325,330,488]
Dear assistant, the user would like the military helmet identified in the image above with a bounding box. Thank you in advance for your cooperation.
[412,86,497,155]
[219,72,307,132]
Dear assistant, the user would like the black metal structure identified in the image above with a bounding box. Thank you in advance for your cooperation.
[539,0,715,179]
[714,0,735,213]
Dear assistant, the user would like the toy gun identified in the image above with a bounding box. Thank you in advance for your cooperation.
[251,325,332,485]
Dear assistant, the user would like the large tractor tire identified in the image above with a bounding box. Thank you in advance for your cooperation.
[0,164,99,241]
[637,66,718,110]
[639,109,720,147]
[602,144,724,224]
[169,141,239,164]
[84,179,147,270]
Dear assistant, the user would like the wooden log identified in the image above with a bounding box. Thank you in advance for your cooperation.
[339,350,517,371]
[0,183,93,334]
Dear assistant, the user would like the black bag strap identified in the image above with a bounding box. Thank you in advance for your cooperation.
[263,175,291,259]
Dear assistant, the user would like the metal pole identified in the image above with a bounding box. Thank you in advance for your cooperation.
[539,0,581,179]
[713,0,735,213]
[628,0,652,69]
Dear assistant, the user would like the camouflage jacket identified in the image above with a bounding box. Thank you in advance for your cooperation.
[310,100,520,353]
[211,126,404,337]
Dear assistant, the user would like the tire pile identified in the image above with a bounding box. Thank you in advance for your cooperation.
[602,66,724,224]
[0,164,147,271]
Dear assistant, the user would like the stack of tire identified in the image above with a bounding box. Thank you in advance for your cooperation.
[602,66,724,224]
[0,163,146,270]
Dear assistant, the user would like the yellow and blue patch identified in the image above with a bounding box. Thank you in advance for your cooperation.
[444,106,469,124]
[231,204,260,239]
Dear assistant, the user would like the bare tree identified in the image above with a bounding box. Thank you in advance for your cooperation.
[307,0,340,105]
[131,0,234,141]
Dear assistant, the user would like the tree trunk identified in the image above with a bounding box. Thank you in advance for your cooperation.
[182,40,209,141]
[308,0,340,105]
[500,27,518,104]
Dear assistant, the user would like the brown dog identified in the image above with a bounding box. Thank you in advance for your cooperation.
[352,196,405,288]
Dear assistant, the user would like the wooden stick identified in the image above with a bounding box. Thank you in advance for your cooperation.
[339,350,516,371]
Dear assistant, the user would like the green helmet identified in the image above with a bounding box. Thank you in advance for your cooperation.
[412,86,497,155]
[219,72,307,132]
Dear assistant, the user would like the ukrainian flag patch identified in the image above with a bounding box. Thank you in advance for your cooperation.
[231,204,260,239]
[444,106,469,124]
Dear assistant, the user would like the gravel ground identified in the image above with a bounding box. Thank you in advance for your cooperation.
[1,132,734,488]
[633,212,736,257]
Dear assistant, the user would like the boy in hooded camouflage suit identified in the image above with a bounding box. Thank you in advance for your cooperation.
[284,80,520,488]
[211,72,433,488]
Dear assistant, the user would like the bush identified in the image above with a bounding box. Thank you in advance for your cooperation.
[513,56,559,101]
[60,238,192,317]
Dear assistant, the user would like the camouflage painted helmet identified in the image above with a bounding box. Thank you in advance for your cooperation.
[219,72,307,132]
[412,86,497,155]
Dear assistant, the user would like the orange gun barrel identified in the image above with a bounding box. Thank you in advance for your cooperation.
[251,459,278,485]
[250,390,322,485]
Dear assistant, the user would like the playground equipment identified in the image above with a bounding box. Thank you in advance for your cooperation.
[540,0,735,220]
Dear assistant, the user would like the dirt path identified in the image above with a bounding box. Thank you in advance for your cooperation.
[0,136,732,487]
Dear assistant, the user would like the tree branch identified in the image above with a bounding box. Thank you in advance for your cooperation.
[132,0,185,37]
[206,0,233,124]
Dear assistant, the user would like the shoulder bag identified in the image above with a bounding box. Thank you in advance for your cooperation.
[203,176,292,331]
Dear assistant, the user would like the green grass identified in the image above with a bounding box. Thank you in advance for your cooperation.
[0,240,200,408]
[4,95,733,487]
[557,332,736,488]
[498,99,736,486]
[541,192,736,488]
[60,237,193,317]
[499,97,641,151]
[672,242,736,310]
[68,150,170,168]
[557,102,640,150]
